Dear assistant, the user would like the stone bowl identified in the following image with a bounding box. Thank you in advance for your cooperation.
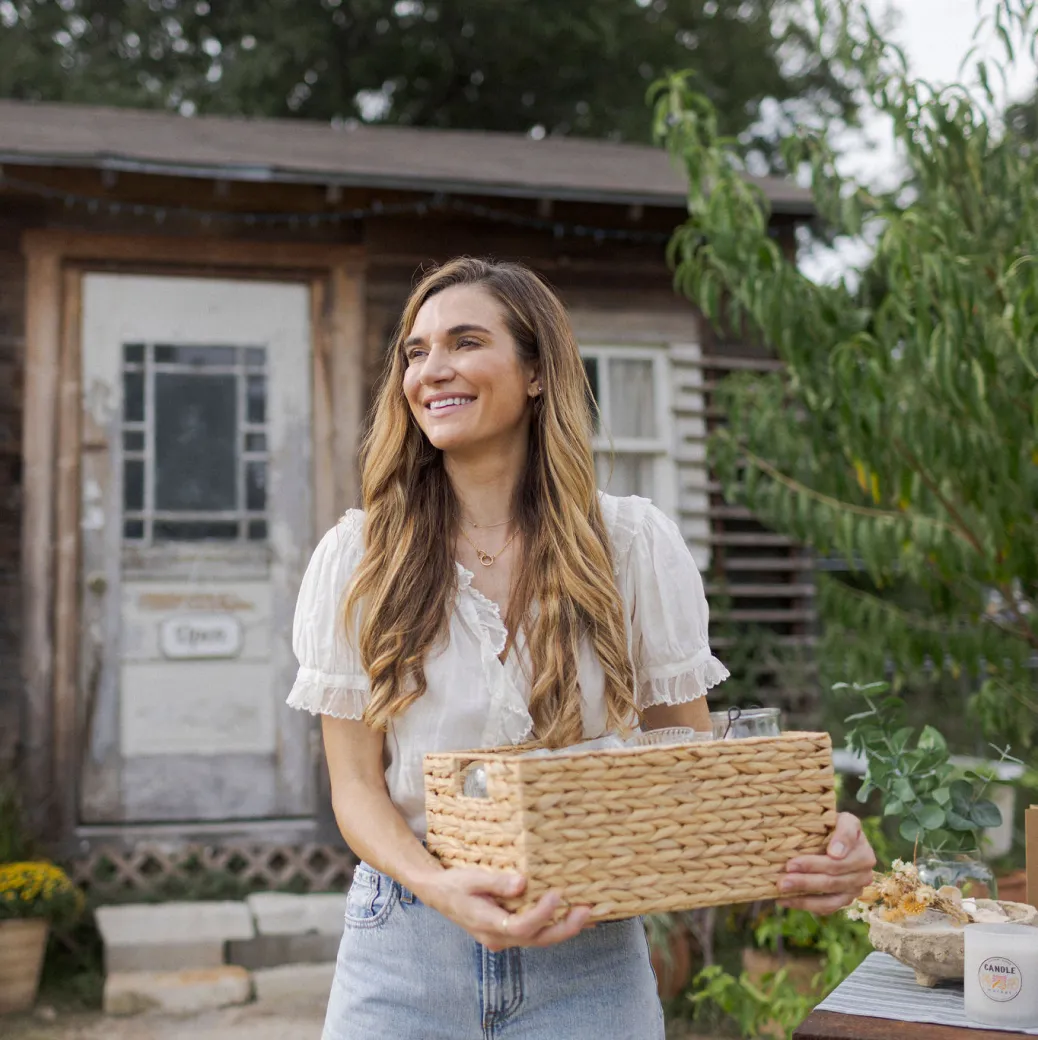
[868,900,1038,987]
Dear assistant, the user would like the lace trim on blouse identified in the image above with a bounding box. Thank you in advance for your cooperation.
[455,562,536,746]
[639,647,730,708]
[286,666,370,720]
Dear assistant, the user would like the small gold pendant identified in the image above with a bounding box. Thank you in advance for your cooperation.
[476,550,495,567]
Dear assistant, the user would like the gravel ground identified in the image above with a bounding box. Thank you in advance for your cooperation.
[2,1000,325,1040]
[3,1001,712,1039]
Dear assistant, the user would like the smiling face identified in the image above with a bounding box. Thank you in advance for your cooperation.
[401,283,540,457]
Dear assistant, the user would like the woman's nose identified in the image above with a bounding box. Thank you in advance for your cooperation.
[420,344,455,384]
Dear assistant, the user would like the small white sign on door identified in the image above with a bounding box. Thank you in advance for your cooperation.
[159,614,243,659]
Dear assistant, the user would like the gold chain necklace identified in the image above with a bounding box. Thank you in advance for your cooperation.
[462,515,513,529]
[459,524,519,567]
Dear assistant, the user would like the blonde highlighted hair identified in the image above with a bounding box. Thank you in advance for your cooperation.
[345,257,636,747]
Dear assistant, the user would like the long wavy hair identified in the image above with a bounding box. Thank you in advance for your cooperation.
[344,257,636,747]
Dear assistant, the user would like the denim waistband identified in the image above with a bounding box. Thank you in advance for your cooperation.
[355,859,417,905]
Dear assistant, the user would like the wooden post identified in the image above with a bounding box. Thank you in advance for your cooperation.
[330,262,366,514]
[310,277,336,538]
[52,268,83,847]
[20,240,62,839]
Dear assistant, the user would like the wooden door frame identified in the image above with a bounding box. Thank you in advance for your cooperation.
[20,229,365,846]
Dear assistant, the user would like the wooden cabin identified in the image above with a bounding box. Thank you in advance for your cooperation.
[0,99,816,885]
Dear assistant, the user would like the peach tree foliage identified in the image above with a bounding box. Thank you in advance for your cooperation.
[653,0,1038,750]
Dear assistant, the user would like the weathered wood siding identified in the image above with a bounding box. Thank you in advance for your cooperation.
[0,212,27,771]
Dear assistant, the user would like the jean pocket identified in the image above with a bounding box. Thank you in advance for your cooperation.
[344,864,397,927]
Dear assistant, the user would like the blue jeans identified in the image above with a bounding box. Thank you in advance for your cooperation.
[322,861,665,1040]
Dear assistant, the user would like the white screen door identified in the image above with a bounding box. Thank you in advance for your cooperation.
[78,275,314,823]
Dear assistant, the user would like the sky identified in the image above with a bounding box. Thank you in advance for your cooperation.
[799,0,1038,281]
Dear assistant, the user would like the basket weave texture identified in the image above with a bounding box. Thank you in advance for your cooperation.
[424,732,837,921]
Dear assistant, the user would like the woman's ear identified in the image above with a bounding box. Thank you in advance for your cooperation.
[526,369,543,398]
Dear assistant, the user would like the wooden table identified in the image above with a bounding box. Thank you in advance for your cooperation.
[796,1009,1034,1039]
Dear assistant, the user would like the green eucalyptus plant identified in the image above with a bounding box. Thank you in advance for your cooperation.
[839,681,1015,852]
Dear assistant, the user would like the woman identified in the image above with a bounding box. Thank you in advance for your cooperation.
[288,258,875,1040]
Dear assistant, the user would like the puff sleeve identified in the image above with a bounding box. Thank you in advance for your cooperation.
[623,503,729,710]
[286,509,370,719]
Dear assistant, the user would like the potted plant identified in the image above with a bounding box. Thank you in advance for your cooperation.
[838,681,1017,896]
[0,861,83,1014]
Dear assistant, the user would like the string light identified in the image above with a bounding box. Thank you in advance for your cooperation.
[0,171,674,245]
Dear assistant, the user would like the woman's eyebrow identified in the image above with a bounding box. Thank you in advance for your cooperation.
[403,323,491,349]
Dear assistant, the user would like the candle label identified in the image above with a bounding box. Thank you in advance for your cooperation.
[978,957,1023,1002]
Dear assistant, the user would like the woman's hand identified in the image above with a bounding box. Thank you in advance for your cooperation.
[777,812,877,915]
[423,868,591,951]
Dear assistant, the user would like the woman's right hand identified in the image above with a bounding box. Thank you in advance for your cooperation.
[422,867,592,951]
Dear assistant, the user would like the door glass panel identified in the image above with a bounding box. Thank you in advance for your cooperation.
[123,371,144,423]
[245,460,267,512]
[154,372,238,512]
[155,344,237,366]
[124,459,144,512]
[153,520,240,541]
[120,343,269,543]
[246,375,266,424]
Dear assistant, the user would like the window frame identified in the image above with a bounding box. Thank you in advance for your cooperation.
[579,343,677,518]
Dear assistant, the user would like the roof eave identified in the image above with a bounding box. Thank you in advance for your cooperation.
[0,151,817,218]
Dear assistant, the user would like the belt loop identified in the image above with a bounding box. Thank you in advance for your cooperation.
[398,881,415,904]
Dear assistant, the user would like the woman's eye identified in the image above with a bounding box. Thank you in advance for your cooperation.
[457,338,481,348]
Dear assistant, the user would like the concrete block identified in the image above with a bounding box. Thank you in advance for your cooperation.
[228,932,340,970]
[96,901,255,946]
[246,892,346,936]
[252,963,335,1006]
[105,939,225,973]
[103,966,252,1016]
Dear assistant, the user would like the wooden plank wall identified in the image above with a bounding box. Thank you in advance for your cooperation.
[0,213,27,773]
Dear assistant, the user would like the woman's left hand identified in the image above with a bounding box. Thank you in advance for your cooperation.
[777,812,877,915]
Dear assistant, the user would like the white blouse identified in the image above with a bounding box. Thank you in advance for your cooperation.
[286,492,729,836]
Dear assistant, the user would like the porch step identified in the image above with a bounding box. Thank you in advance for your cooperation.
[104,966,252,1015]
[252,962,336,1006]
[228,892,346,969]
[95,901,255,973]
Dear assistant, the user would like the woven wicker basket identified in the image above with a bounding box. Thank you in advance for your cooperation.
[424,732,837,921]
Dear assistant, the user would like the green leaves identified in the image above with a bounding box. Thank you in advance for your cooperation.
[659,0,1038,754]
[839,683,1005,851]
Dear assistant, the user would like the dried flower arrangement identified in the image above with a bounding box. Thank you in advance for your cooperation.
[846,859,1008,927]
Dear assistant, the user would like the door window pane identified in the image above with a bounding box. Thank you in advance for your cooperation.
[155,344,237,367]
[153,520,240,541]
[154,373,237,511]
[245,461,267,512]
[608,359,656,438]
[246,375,266,424]
[121,343,270,545]
[124,459,144,512]
[123,371,144,422]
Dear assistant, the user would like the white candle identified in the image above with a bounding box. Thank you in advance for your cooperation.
[964,923,1038,1028]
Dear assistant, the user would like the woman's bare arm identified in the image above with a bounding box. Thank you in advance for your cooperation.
[320,715,443,897]
[320,714,590,949]
[641,696,712,732]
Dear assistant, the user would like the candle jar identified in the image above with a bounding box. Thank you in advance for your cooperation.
[917,848,997,900]
[964,922,1038,1028]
